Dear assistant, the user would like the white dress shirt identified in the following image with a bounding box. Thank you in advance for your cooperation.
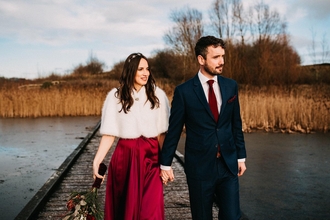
[198,71,222,115]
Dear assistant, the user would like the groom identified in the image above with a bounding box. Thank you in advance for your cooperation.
[160,35,247,220]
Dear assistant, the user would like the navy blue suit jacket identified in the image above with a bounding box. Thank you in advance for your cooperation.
[161,74,246,179]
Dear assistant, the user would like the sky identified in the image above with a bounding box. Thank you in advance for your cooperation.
[0,0,329,79]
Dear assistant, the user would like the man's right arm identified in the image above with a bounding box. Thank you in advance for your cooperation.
[160,86,185,182]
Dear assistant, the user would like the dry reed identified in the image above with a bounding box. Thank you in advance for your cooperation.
[239,84,329,133]
[1,80,329,133]
[0,80,118,118]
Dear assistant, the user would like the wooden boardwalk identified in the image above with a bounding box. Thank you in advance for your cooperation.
[15,123,219,220]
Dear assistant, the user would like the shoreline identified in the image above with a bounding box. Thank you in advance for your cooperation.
[1,116,327,134]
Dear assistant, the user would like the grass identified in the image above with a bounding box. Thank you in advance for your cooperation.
[0,77,329,133]
[239,84,329,133]
[0,78,118,118]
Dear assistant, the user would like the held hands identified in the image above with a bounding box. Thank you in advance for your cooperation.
[238,161,246,177]
[160,168,174,185]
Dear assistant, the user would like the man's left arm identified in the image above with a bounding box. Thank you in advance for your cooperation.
[232,82,247,176]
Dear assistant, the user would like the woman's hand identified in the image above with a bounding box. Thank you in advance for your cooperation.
[93,163,106,180]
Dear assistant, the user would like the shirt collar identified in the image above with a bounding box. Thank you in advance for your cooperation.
[198,70,218,85]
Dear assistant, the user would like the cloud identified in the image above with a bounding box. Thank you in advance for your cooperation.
[0,0,171,45]
[1,0,327,78]
[291,0,330,20]
[0,0,213,78]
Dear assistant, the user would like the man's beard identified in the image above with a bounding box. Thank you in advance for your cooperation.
[204,62,223,76]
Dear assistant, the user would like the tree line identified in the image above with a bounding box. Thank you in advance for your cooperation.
[73,0,330,86]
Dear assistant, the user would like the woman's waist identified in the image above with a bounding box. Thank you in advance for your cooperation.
[119,135,157,141]
[116,136,159,155]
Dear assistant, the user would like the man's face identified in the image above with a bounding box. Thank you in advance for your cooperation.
[200,46,225,77]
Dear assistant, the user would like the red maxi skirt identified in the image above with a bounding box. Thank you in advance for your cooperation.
[104,136,164,220]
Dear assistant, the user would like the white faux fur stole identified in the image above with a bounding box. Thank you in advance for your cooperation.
[100,86,170,139]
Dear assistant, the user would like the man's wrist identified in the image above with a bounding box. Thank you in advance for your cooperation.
[238,158,246,162]
[160,165,171,170]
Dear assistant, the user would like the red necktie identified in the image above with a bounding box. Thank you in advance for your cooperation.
[207,80,219,122]
[208,80,221,158]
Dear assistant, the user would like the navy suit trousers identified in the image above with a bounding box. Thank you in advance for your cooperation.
[186,157,241,220]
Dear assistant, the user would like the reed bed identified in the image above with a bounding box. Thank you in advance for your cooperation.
[239,84,330,133]
[0,80,118,118]
[0,80,329,133]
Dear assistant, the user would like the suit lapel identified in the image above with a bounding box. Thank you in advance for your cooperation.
[218,75,228,121]
[192,75,215,120]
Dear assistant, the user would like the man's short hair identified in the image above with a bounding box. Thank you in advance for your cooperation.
[195,36,226,59]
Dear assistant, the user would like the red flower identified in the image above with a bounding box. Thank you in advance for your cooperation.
[66,199,75,211]
[62,163,107,220]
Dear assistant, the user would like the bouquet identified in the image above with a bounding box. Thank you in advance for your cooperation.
[62,163,107,220]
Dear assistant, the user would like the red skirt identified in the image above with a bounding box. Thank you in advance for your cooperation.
[104,136,164,220]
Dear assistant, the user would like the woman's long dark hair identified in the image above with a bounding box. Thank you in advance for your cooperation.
[115,53,159,113]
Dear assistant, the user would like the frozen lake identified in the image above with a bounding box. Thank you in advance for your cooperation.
[0,116,100,220]
[0,116,329,219]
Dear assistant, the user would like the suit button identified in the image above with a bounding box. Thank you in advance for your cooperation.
[215,145,218,148]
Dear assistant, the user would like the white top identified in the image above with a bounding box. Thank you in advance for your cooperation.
[100,86,170,139]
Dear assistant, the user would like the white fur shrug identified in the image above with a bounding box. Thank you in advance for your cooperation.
[100,86,170,139]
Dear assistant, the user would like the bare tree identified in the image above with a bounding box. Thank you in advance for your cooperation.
[209,0,235,39]
[309,28,317,64]
[232,0,247,45]
[160,1,300,85]
[321,32,330,63]
[209,0,225,38]
[209,0,234,78]
[249,1,285,43]
[308,30,330,64]
[163,6,204,80]
[164,7,204,59]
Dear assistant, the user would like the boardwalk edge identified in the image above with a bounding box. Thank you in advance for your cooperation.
[14,120,101,220]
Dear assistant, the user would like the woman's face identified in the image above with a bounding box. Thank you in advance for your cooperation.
[134,58,150,91]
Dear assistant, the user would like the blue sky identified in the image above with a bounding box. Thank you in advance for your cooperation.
[0,0,329,79]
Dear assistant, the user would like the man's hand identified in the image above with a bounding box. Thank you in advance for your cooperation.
[160,168,174,185]
[238,161,246,176]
